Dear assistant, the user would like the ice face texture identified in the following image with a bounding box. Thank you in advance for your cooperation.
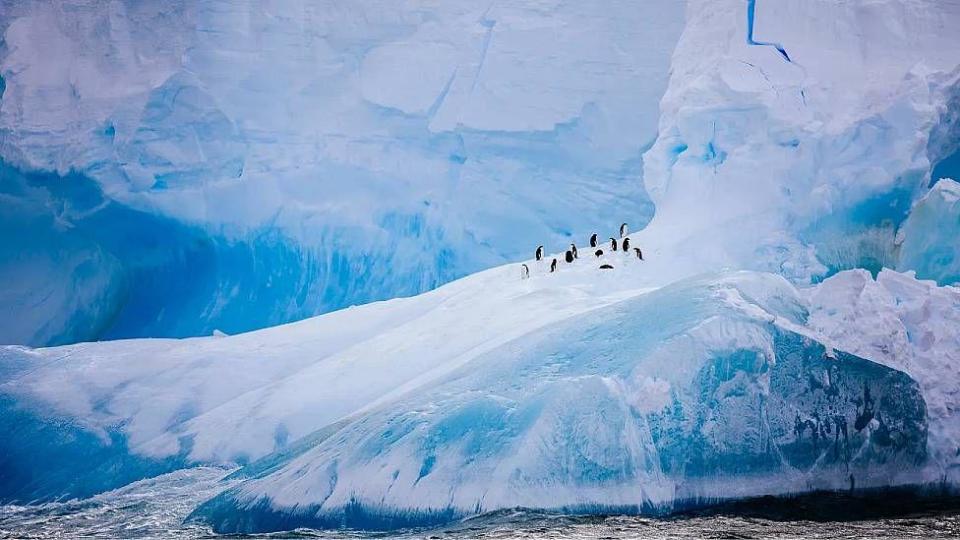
[897,179,960,285]
[0,0,683,345]
[636,0,960,284]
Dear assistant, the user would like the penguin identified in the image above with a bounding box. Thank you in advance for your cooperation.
[599,263,614,270]
[535,245,544,261]
[550,258,558,273]
[570,243,578,259]
[589,233,598,248]
[633,247,643,260]
[622,237,630,252]
[594,249,604,258]
[619,223,628,238]
[609,237,618,252]
[565,250,574,263]
[521,264,530,279]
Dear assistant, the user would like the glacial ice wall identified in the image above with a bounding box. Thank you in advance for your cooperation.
[635,0,960,284]
[0,0,684,345]
[3,0,960,346]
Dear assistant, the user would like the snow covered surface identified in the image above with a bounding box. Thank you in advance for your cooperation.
[7,0,958,346]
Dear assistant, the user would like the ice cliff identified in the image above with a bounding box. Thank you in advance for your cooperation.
[637,0,960,283]
[2,0,958,344]
[0,0,683,345]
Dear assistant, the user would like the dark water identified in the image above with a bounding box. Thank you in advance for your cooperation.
[1,467,958,539]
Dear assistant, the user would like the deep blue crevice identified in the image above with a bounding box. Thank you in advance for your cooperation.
[746,0,792,63]
[930,148,960,187]
[801,185,914,280]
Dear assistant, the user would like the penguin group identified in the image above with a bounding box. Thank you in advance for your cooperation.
[522,222,644,279]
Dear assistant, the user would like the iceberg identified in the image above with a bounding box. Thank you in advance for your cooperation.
[2,262,951,531]
[189,271,930,532]
[0,0,958,533]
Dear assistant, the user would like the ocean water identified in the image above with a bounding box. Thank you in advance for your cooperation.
[1,467,958,539]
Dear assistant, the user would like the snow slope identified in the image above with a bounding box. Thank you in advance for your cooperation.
[0,247,656,501]
[0,0,684,345]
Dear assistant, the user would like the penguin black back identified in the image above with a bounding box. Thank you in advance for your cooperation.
[599,263,614,270]
[589,233,598,247]
[609,237,618,251]
[565,250,574,263]
[622,237,630,252]
[634,247,643,260]
[535,245,544,261]
[550,258,558,272]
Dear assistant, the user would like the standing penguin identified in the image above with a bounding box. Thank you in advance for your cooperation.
[570,243,578,259]
[594,249,604,258]
[620,223,628,238]
[634,247,643,260]
[565,250,574,263]
[535,245,544,261]
[550,258,558,273]
[589,233,598,248]
[609,237,618,251]
[521,264,530,279]
[622,237,630,253]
